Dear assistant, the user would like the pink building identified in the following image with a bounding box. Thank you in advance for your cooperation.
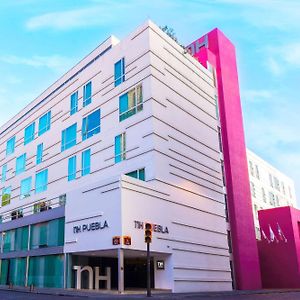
[188,29,261,290]
[258,206,300,288]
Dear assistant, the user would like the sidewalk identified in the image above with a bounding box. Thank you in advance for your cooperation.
[1,285,300,299]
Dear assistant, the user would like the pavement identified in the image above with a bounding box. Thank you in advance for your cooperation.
[2,287,300,300]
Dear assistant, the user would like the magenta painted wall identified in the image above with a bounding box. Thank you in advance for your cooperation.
[187,29,261,290]
[258,206,300,288]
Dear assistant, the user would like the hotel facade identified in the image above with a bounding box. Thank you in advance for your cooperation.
[0,21,260,292]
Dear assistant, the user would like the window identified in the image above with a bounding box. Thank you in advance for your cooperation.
[38,111,51,136]
[2,186,11,206]
[269,191,275,206]
[282,182,286,195]
[249,161,254,176]
[82,109,101,140]
[119,84,143,121]
[68,156,76,181]
[33,201,51,213]
[255,165,260,179]
[83,81,92,107]
[126,168,145,181]
[11,209,23,220]
[114,57,125,86]
[6,136,15,156]
[35,169,48,193]
[24,122,35,145]
[81,149,91,176]
[70,91,78,115]
[250,181,256,198]
[1,164,7,183]
[61,123,77,151]
[262,187,266,203]
[20,177,32,199]
[115,133,126,163]
[276,195,280,206]
[36,143,43,165]
[274,176,280,191]
[16,153,26,175]
[269,173,273,187]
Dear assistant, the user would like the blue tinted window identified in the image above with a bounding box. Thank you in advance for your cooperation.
[35,169,48,193]
[119,84,143,121]
[24,122,35,145]
[16,154,26,175]
[81,149,91,176]
[82,109,101,141]
[61,123,77,152]
[115,133,126,163]
[6,136,16,156]
[114,58,125,87]
[83,82,92,107]
[68,156,76,181]
[1,164,7,182]
[126,168,145,181]
[20,177,32,199]
[70,91,78,115]
[38,111,51,136]
[36,143,43,165]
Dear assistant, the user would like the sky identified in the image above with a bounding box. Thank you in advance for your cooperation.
[0,0,299,200]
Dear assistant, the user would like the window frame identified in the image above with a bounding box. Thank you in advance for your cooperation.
[81,149,91,176]
[24,122,35,145]
[61,123,77,152]
[35,169,48,194]
[115,133,126,163]
[82,109,101,141]
[68,156,77,181]
[38,111,51,136]
[16,153,26,175]
[114,57,125,87]
[70,91,79,115]
[83,81,92,107]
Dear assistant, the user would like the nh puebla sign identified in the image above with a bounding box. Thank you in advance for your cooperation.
[73,220,109,234]
[134,220,169,234]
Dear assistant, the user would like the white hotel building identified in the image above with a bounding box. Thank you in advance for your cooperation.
[0,21,232,292]
[246,149,297,239]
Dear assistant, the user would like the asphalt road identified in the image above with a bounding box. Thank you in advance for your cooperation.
[1,290,300,300]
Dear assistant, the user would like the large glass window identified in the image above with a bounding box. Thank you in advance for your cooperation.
[1,164,7,182]
[6,136,15,156]
[35,169,48,193]
[16,153,26,175]
[126,168,145,181]
[36,143,43,164]
[70,91,78,115]
[3,226,28,253]
[82,109,101,140]
[28,255,64,288]
[119,84,143,121]
[38,111,51,136]
[61,123,77,151]
[30,218,64,249]
[83,81,92,107]
[114,57,125,86]
[115,133,126,163]
[20,176,32,199]
[24,122,35,145]
[2,186,11,206]
[81,149,91,176]
[68,156,76,181]
[0,258,26,286]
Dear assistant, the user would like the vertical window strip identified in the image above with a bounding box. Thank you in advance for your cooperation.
[68,156,77,181]
[16,154,26,175]
[114,57,125,87]
[20,177,32,199]
[83,82,92,107]
[24,122,35,145]
[81,149,91,176]
[1,164,7,183]
[6,136,16,156]
[38,111,51,136]
[70,91,78,115]
[115,133,126,163]
[35,169,48,194]
[36,143,43,165]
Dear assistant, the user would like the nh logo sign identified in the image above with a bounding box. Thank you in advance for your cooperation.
[73,266,111,290]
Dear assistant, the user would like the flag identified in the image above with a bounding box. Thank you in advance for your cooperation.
[269,224,278,243]
[261,228,270,243]
[277,222,287,243]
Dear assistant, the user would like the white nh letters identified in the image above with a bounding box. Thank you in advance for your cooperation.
[73,266,111,290]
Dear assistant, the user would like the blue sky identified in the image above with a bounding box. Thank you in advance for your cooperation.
[0,0,299,200]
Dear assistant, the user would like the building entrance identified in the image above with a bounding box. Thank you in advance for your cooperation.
[124,258,154,289]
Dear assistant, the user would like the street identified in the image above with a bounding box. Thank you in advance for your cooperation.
[1,290,300,300]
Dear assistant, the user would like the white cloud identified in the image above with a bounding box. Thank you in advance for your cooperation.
[0,55,75,73]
